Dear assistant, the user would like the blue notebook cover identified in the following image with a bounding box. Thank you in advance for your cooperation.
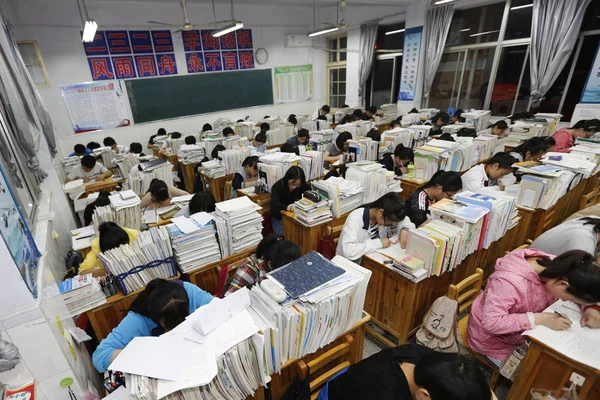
[267,251,346,298]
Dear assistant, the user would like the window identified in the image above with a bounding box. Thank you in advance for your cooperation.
[446,3,505,47]
[366,23,405,108]
[505,0,533,40]
[327,35,347,109]
[490,45,530,116]
[17,41,49,86]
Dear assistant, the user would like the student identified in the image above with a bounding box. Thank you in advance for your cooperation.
[352,109,364,121]
[509,137,548,162]
[380,144,414,177]
[232,156,259,198]
[270,166,311,235]
[87,141,101,151]
[324,132,352,169]
[342,104,350,108]
[408,108,419,114]
[363,106,381,120]
[211,144,226,161]
[174,191,216,218]
[140,178,189,209]
[281,142,300,155]
[437,132,455,142]
[225,235,301,295]
[426,112,449,135]
[320,344,491,400]
[509,111,535,124]
[65,155,113,183]
[92,278,213,372]
[236,119,245,123]
[478,120,508,137]
[251,132,268,153]
[551,119,600,153]
[468,249,600,363]
[287,115,298,130]
[532,217,600,263]
[83,190,110,226]
[461,152,517,194]
[456,127,477,138]
[312,104,332,122]
[543,136,556,152]
[366,128,381,142]
[159,132,182,155]
[103,136,125,154]
[260,122,270,133]
[129,142,145,157]
[80,222,139,276]
[223,127,236,137]
[340,114,356,124]
[451,109,465,124]
[286,128,310,147]
[69,144,92,157]
[202,123,213,133]
[407,171,463,227]
[148,127,166,149]
[390,119,402,129]
[337,193,415,263]
[177,136,201,157]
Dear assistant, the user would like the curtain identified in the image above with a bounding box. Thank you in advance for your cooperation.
[358,22,378,104]
[422,4,454,104]
[530,0,591,108]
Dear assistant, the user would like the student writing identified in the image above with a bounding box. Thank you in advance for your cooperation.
[286,128,310,147]
[270,166,311,235]
[92,278,213,372]
[174,191,216,218]
[251,132,267,153]
[380,144,414,177]
[324,131,352,169]
[148,127,166,149]
[140,178,189,209]
[312,104,332,122]
[407,171,463,228]
[461,152,517,194]
[478,120,508,137]
[80,222,139,277]
[65,155,113,183]
[69,144,92,157]
[425,112,449,135]
[551,119,600,153]
[231,156,259,198]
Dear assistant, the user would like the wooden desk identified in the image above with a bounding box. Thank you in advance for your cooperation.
[281,210,351,255]
[236,190,271,215]
[200,172,233,203]
[399,178,424,201]
[507,338,600,400]
[82,178,123,197]
[181,162,199,193]
[377,122,390,134]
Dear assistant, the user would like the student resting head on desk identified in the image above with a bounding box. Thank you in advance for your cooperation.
[477,120,508,137]
[69,143,92,157]
[319,344,491,400]
[140,178,189,209]
[174,191,216,218]
[500,137,549,186]
[211,144,227,161]
[363,105,382,121]
[251,131,267,153]
[103,136,126,154]
[337,192,415,264]
[148,127,166,149]
[202,123,213,134]
[260,122,270,133]
[158,131,182,156]
[380,144,414,177]
[461,152,517,194]
[390,119,402,129]
[231,156,260,198]
[426,112,449,135]
[65,155,113,183]
[225,235,301,295]
[223,127,236,137]
[92,278,213,373]
[407,171,463,228]
[83,190,111,226]
[451,109,465,124]
[79,222,139,277]
[270,166,311,235]
[468,249,600,365]
[551,119,600,153]
[324,131,353,169]
[87,141,101,152]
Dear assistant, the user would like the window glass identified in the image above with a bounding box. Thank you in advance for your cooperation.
[446,3,505,46]
[490,45,528,116]
[505,0,533,40]
[429,52,464,112]
[328,39,337,63]
[371,59,394,107]
[581,1,600,32]
[340,37,347,62]
[377,23,405,50]
[458,47,496,110]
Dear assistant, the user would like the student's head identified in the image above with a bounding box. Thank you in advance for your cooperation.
[544,137,556,152]
[341,114,356,124]
[255,233,283,260]
[456,128,477,138]
[83,190,110,226]
[87,141,101,151]
[488,120,508,136]
[409,108,419,114]
[264,115,270,119]
[366,106,377,117]
[184,136,197,145]
[352,109,364,119]
[129,142,143,154]
[538,250,600,304]
[422,171,463,201]
[170,131,182,139]
[148,179,169,204]
[366,192,407,227]
[510,111,535,124]
[281,142,300,155]
[242,156,260,179]
[211,144,226,160]
[73,144,87,156]
[262,239,301,272]
[288,116,298,126]
[393,144,414,166]
[336,131,353,152]
[283,166,306,193]
[202,123,213,132]
[413,351,491,400]
[253,132,267,146]
[80,155,97,172]
[297,128,310,145]
[103,137,117,149]
[157,128,167,136]
[129,279,190,332]
[259,123,270,133]
[451,109,464,124]
[438,132,455,142]
[98,222,130,252]
[321,105,330,114]
[188,191,216,214]
[366,128,381,142]
[236,119,245,123]
[571,119,600,138]
[512,137,548,161]
[288,113,296,120]
[391,119,402,129]
[484,152,517,180]
[431,112,450,126]
[222,127,235,137]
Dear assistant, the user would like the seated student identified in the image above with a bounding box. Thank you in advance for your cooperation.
[425,112,449,135]
[174,191,216,218]
[287,115,298,133]
[92,278,213,372]
[532,217,600,263]
[158,132,182,156]
[437,132,455,142]
[478,120,508,137]
[281,142,300,155]
[312,104,332,122]
[148,127,166,149]
[286,128,310,147]
[456,127,477,137]
[69,144,92,157]
[65,155,113,183]
[232,156,259,197]
[202,123,213,134]
[468,249,600,364]
[380,144,414,177]
[324,164,348,180]
[407,171,463,227]
[320,344,491,400]
[362,106,382,121]
[260,122,270,133]
[509,111,535,124]
[80,222,139,276]
[222,127,236,137]
[390,119,402,129]
[552,119,600,153]
[225,235,301,295]
[177,135,201,157]
[211,144,226,161]
[103,136,126,154]
[251,132,268,153]
[340,114,356,124]
[83,190,111,226]
[451,109,465,124]
[236,119,245,123]
[129,142,145,157]
[271,166,311,235]
[140,178,189,209]
[408,108,419,114]
[461,152,517,194]
[324,131,353,169]
[499,137,549,186]
[337,193,415,263]
[366,128,381,142]
[86,142,101,152]
[352,109,364,121]
[543,136,556,152]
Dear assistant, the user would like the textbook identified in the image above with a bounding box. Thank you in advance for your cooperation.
[345,161,387,204]
[312,176,363,218]
[429,198,489,223]
[214,196,263,255]
[293,198,333,227]
[166,215,221,273]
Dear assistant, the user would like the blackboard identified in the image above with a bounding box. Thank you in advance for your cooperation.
[125,69,274,124]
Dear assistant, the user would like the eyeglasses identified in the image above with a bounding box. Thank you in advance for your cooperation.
[289,181,301,188]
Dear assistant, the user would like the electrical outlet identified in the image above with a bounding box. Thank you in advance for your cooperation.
[570,372,585,387]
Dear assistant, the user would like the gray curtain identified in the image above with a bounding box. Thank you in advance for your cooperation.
[358,22,378,104]
[423,4,454,104]
[530,0,591,108]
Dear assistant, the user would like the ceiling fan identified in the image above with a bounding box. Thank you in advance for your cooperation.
[308,0,348,37]
[148,0,235,32]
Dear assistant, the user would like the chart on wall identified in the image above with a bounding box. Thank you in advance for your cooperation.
[60,81,131,133]
[581,42,600,104]
[0,165,40,298]
[398,26,423,102]
[274,65,312,103]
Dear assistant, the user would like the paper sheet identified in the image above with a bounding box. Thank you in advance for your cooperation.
[376,245,406,261]
[188,287,251,335]
[190,212,214,227]
[172,216,200,234]
[102,386,129,400]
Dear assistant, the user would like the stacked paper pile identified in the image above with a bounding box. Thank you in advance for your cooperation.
[385,171,403,194]
[571,144,600,175]
[416,137,475,175]
[201,159,226,178]
[505,121,547,148]
[115,154,142,179]
[300,151,325,180]
[179,145,206,164]
[258,152,303,190]
[346,161,387,204]
[401,113,429,126]
[541,152,597,177]
[441,123,476,134]
[293,197,333,227]
[535,113,562,135]
[63,179,86,200]
[92,190,142,231]
[234,121,255,138]
[202,137,226,159]
[60,156,81,176]
[260,116,283,130]
[380,126,430,155]
[474,134,498,162]
[334,109,350,124]
[463,110,491,133]
[348,137,378,162]
[128,162,174,195]
[93,146,117,168]
[302,120,330,132]
[265,128,288,146]
[381,103,398,120]
[223,135,242,150]
[334,122,359,137]
[50,274,106,318]
[515,162,577,210]
[219,148,252,175]
[309,129,335,151]
[419,108,440,119]
[294,114,310,128]
[166,213,221,273]
[312,176,363,218]
[212,117,236,130]
[152,135,169,149]
[214,196,263,255]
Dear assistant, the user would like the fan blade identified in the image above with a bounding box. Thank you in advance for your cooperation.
[174,29,183,33]
[192,19,235,28]
[147,21,181,27]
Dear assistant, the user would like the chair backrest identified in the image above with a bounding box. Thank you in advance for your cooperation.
[296,334,354,400]
[326,225,344,244]
[224,180,233,201]
[506,240,532,254]
[580,190,599,210]
[448,268,484,315]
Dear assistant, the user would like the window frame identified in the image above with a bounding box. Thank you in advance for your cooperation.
[17,40,50,87]
[326,34,348,110]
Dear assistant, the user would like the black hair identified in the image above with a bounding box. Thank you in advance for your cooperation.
[103,137,116,147]
[510,111,535,124]
[366,193,407,222]
[409,108,419,114]
[335,131,353,150]
[423,170,463,192]
[572,119,600,133]
[352,109,364,119]
[184,136,197,145]
[538,250,600,303]
[81,155,97,169]
[438,132,456,142]
[128,279,190,332]
[189,191,216,214]
[263,239,301,271]
[394,144,414,162]
[288,114,296,119]
[222,127,235,136]
[341,114,355,124]
[283,165,307,186]
[157,128,167,136]
[366,128,381,142]
[488,120,508,130]
[453,109,463,118]
[367,106,377,114]
[512,137,547,160]
[264,115,270,119]
[254,132,267,144]
[543,136,556,150]
[281,142,300,155]
[414,351,490,400]
[317,115,327,121]
[83,190,110,226]
[457,128,477,137]
[260,122,270,132]
[342,104,349,108]
[391,119,402,128]
[321,105,330,113]
[432,112,450,124]
[256,233,284,259]
[324,164,348,180]
[581,217,600,233]
[211,144,226,160]
[98,222,130,252]
[484,152,517,169]
[202,123,213,132]
[129,142,143,154]
[236,119,245,123]
[297,128,310,138]
[288,116,298,126]
[73,144,86,155]
[242,156,260,171]
[170,132,182,139]
[87,141,101,151]
[148,178,170,203]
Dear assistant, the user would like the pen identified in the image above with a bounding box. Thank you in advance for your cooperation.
[554,311,568,319]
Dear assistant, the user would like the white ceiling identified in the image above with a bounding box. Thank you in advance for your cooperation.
[88,0,416,7]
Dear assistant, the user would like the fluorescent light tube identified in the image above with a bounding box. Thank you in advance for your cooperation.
[82,20,98,43]
[212,21,244,38]
[385,28,405,36]
[511,4,533,10]
[460,28,471,32]
[435,0,455,4]
[307,26,339,37]
[470,30,500,37]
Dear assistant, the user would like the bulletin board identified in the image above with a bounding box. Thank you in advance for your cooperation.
[274,65,313,103]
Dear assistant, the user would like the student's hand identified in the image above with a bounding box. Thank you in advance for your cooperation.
[399,167,408,175]
[498,184,506,191]
[380,238,392,248]
[399,230,409,249]
[535,312,572,330]
[83,177,90,183]
[581,308,600,329]
[95,176,104,182]
[287,204,295,211]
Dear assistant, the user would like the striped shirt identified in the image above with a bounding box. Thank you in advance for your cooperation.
[368,223,379,239]
[407,188,433,227]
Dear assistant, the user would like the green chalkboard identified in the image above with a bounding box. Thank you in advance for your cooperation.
[125,69,274,124]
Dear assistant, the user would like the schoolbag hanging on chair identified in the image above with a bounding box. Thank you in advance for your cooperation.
[415,295,459,353]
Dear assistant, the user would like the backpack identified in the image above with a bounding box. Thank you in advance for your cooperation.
[64,250,83,280]
[415,295,459,353]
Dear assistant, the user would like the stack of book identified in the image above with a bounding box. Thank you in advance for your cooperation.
[390,255,427,283]
[62,179,86,200]
[515,163,577,210]
[381,103,398,121]
[152,135,169,149]
[234,121,256,139]
[293,197,333,227]
[128,161,174,195]
[541,152,598,177]
[115,154,142,178]
[463,110,491,133]
[302,120,330,132]
[300,151,325,180]
[212,117,237,130]
[505,121,547,148]
[258,152,303,191]
[50,274,107,318]
[380,126,430,155]
[348,137,378,162]
[473,134,498,162]
[535,113,562,134]
[201,159,226,178]
[202,137,226,159]
[309,129,335,151]
[260,116,283,130]
[419,108,440,119]
[224,135,244,150]
[214,196,263,255]
[334,122,360,137]
[219,148,252,175]
[385,171,403,194]
[60,156,81,176]
[93,146,117,168]
[416,137,476,176]
[312,176,363,218]
[440,123,476,134]
[179,145,206,164]
[265,128,288,146]
[92,190,142,231]
[345,161,387,204]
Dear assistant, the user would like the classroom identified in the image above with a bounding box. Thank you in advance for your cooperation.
[0,0,600,398]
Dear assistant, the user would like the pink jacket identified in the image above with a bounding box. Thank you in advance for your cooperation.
[467,249,556,361]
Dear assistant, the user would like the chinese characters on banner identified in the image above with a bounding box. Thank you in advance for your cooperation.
[182,28,254,74]
[398,26,423,102]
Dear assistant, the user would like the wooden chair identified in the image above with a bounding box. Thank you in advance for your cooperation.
[506,239,533,254]
[580,190,599,210]
[326,225,344,244]
[223,180,233,201]
[296,334,354,400]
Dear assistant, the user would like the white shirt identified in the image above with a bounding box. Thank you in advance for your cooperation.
[67,163,108,180]
[311,109,333,123]
[461,164,501,194]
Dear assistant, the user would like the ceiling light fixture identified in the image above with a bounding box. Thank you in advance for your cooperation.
[510,4,533,10]
[470,30,500,37]
[460,28,471,32]
[308,26,340,37]
[212,0,243,37]
[434,0,455,4]
[385,28,405,36]
[77,0,98,43]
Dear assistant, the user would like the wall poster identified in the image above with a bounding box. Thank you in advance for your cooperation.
[581,42,600,104]
[398,26,423,102]
[274,65,313,103]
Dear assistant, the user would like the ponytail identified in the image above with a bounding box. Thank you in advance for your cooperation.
[538,250,600,303]
[422,170,462,193]
[581,217,600,233]
[366,193,406,222]
[488,120,508,130]
[128,279,190,331]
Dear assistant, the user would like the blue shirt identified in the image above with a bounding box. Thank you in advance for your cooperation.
[92,282,213,372]
[255,143,267,153]
[69,148,93,157]
[285,136,300,146]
